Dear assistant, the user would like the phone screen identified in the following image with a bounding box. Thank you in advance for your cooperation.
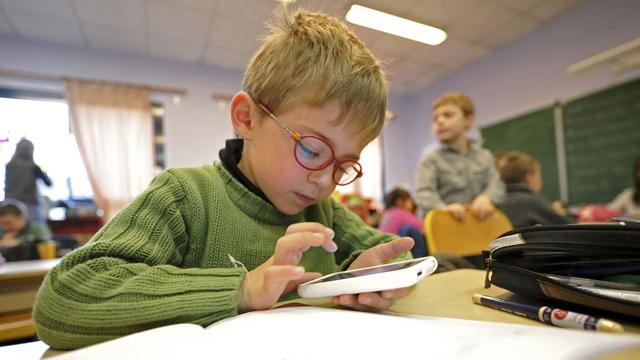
[317,258,426,283]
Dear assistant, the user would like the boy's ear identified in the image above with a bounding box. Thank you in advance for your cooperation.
[523,171,535,187]
[230,91,258,140]
[464,113,475,130]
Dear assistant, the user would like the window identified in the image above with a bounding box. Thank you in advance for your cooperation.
[151,102,166,171]
[335,136,383,202]
[0,97,93,201]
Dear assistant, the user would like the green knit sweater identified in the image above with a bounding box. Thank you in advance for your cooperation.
[33,163,404,349]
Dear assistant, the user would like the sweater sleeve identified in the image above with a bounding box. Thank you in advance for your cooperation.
[479,150,506,205]
[33,164,53,187]
[330,198,411,271]
[415,154,447,216]
[607,188,631,212]
[29,221,52,242]
[531,196,573,226]
[33,171,245,350]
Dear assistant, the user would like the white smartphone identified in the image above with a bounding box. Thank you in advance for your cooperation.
[297,256,438,298]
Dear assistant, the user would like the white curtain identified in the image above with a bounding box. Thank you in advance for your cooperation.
[65,79,154,221]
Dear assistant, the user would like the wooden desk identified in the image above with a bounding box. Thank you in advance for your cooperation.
[0,259,60,343]
[1,269,638,359]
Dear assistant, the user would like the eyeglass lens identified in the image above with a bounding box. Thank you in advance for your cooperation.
[295,137,360,185]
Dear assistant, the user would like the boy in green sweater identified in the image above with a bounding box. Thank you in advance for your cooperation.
[34,9,414,349]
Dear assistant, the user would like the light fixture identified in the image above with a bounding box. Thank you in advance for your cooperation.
[345,4,446,46]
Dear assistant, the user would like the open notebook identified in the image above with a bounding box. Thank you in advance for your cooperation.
[53,306,640,360]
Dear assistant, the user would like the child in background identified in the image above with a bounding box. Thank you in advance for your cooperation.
[496,150,572,228]
[0,199,52,261]
[415,92,505,221]
[608,155,640,219]
[34,9,414,350]
[379,188,427,257]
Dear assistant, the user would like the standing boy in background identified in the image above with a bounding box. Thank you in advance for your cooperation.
[496,150,572,228]
[34,9,414,350]
[415,92,505,221]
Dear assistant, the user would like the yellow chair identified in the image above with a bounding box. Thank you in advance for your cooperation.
[424,208,512,257]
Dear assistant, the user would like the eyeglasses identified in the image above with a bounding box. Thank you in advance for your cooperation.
[255,101,363,186]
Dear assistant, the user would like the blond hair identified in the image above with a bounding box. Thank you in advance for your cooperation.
[243,8,387,143]
[496,150,539,185]
[432,92,475,117]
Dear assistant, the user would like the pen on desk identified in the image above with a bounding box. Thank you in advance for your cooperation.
[472,294,624,333]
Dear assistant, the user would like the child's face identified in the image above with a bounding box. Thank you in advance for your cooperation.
[397,198,414,212]
[431,104,472,143]
[239,98,367,215]
[526,165,543,193]
[0,214,27,233]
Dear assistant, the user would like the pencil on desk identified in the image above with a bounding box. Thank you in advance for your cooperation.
[472,294,624,333]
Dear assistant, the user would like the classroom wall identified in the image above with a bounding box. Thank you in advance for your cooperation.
[383,0,640,192]
[0,37,243,168]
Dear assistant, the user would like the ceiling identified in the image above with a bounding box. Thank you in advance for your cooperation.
[0,0,585,96]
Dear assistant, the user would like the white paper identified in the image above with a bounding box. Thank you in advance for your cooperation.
[50,307,640,360]
[205,307,640,360]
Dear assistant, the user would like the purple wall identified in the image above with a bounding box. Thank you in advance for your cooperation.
[384,0,640,192]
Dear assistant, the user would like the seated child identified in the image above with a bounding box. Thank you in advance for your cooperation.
[34,8,414,350]
[379,188,427,257]
[496,150,572,228]
[415,92,505,221]
[608,155,640,219]
[0,199,52,261]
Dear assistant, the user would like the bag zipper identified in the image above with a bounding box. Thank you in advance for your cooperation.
[487,261,640,307]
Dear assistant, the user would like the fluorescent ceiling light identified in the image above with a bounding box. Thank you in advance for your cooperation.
[346,4,447,46]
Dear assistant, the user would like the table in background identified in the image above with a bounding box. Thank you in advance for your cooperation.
[0,259,61,344]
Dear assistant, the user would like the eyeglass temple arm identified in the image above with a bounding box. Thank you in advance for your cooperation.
[255,101,300,140]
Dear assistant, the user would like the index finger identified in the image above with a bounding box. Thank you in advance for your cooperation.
[286,222,334,239]
[274,231,336,265]
[351,237,414,269]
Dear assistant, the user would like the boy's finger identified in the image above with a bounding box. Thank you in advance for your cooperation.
[380,286,412,300]
[357,292,393,309]
[350,237,414,269]
[336,293,391,311]
[263,266,305,294]
[284,272,322,295]
[275,232,337,264]
[286,223,336,251]
[286,223,334,239]
[371,237,415,263]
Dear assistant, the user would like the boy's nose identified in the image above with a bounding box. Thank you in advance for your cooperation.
[307,164,334,188]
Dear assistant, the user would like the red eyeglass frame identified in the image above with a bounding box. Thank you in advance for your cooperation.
[255,101,363,186]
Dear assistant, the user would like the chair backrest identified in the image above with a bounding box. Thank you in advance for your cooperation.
[424,209,512,256]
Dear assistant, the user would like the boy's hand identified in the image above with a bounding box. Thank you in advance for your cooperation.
[446,203,466,221]
[1,231,18,241]
[0,237,20,248]
[237,223,336,313]
[470,195,494,221]
[552,200,567,216]
[332,237,414,312]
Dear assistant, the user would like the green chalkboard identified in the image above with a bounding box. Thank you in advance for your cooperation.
[481,107,560,201]
[563,77,640,204]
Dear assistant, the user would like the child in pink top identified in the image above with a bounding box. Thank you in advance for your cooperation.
[379,188,427,257]
[379,190,422,234]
